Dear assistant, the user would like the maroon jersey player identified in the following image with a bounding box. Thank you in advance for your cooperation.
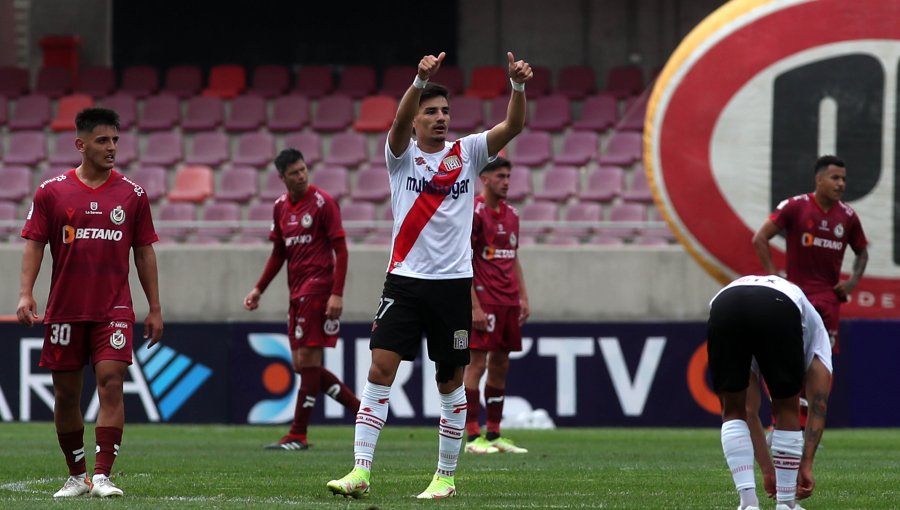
[17,108,163,498]
[243,148,359,450]
[753,155,869,351]
[463,156,530,455]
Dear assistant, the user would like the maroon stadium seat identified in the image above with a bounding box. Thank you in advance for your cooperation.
[140,132,183,166]
[311,95,353,132]
[598,131,643,167]
[267,95,309,132]
[340,201,377,238]
[232,132,275,168]
[528,66,553,98]
[156,202,196,239]
[0,67,30,98]
[572,93,618,132]
[556,66,595,100]
[487,95,521,128]
[378,66,417,98]
[241,202,275,240]
[556,201,602,237]
[543,233,580,246]
[5,131,47,166]
[0,200,19,236]
[349,165,390,203]
[293,65,334,98]
[621,163,654,203]
[114,134,137,168]
[353,95,397,133]
[528,94,571,132]
[186,131,229,167]
[77,66,116,98]
[325,132,368,168]
[0,166,31,203]
[605,64,644,99]
[579,165,624,203]
[249,65,290,98]
[195,201,241,239]
[617,89,649,132]
[224,94,266,132]
[282,132,321,167]
[596,202,646,239]
[181,95,223,132]
[120,65,160,98]
[638,205,675,241]
[162,65,203,98]
[0,95,6,126]
[510,131,552,168]
[447,96,483,133]
[215,165,258,203]
[533,165,579,202]
[555,131,599,167]
[48,133,82,167]
[506,166,533,203]
[129,165,168,202]
[138,94,180,131]
[259,169,286,201]
[34,66,72,98]
[99,93,137,130]
[311,165,349,202]
[367,132,388,165]
[203,64,246,99]
[519,201,558,237]
[336,65,376,99]
[8,95,51,131]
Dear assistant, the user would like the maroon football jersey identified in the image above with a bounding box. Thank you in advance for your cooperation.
[472,195,520,306]
[269,185,345,298]
[21,169,158,322]
[770,192,868,295]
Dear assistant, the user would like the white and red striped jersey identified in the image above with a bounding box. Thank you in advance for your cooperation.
[384,132,491,279]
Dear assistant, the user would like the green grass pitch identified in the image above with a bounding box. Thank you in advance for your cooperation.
[1,424,898,509]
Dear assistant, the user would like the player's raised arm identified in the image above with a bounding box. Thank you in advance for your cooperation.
[388,52,445,157]
[486,52,532,157]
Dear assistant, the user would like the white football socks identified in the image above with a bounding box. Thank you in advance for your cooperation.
[721,419,758,506]
[772,429,803,505]
[436,385,466,477]
[352,381,391,471]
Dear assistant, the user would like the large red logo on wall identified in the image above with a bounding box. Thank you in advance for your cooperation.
[645,0,900,318]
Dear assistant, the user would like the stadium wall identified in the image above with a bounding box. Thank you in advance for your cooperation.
[0,244,722,322]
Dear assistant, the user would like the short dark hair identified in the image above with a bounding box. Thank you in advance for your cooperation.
[274,148,305,176]
[814,155,845,174]
[75,108,120,134]
[420,82,449,105]
[480,156,512,175]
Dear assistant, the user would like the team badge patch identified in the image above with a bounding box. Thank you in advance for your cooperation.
[110,330,126,349]
[834,224,844,239]
[510,233,517,247]
[442,155,461,171]
[323,319,340,335]
[294,324,303,339]
[110,205,125,225]
[453,330,468,350]
[90,202,98,211]
[301,213,313,228]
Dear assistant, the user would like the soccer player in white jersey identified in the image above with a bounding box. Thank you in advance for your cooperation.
[707,275,832,510]
[327,51,532,500]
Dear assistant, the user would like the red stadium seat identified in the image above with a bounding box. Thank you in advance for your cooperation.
[50,94,94,131]
[466,66,507,99]
[48,133,82,167]
[168,165,214,203]
[448,96,483,133]
[0,201,20,236]
[596,202,646,239]
[195,201,241,239]
[113,135,137,168]
[203,64,246,99]
[437,66,465,95]
[555,131,599,167]
[528,66,553,98]
[353,95,397,133]
[340,201,377,238]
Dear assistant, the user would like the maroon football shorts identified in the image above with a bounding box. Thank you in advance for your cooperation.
[39,320,134,371]
[288,293,339,350]
[470,304,522,352]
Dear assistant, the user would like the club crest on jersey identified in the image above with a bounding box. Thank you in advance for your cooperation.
[323,319,340,335]
[289,214,298,225]
[91,202,98,211]
[294,324,303,339]
[301,213,313,228]
[834,223,844,238]
[442,155,461,171]
[110,205,125,225]
[510,233,517,247]
[453,330,468,350]
[110,330,126,349]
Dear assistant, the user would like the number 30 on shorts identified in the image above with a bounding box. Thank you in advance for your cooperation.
[50,323,72,345]
[374,297,395,319]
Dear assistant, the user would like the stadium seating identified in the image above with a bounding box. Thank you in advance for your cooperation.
[111,134,137,168]
[8,94,51,130]
[283,132,321,166]
[353,95,397,133]
[340,201,377,238]
[35,66,72,98]
[605,64,644,99]
[543,233,580,246]
[598,131,642,166]
[232,132,275,168]
[249,65,290,98]
[4,132,46,166]
[224,94,265,132]
[572,93,618,132]
[195,201,241,239]
[506,166,533,203]
[447,95,483,133]
[141,131,183,166]
[487,95,520,129]
[556,66,595,99]
[638,206,675,242]
[129,165,168,202]
[437,66,465,95]
[325,132,368,167]
[555,201,602,237]
[182,95,223,131]
[311,165,349,202]
[519,201,558,237]
[137,94,180,131]
[510,131,552,168]
[293,65,334,98]
[162,65,203,98]
[241,202,274,240]
[268,95,309,132]
[579,165,624,203]
[77,66,116,98]
[466,66,507,99]
[621,164,654,203]
[0,201,18,236]
[528,94,571,132]
[0,166,31,202]
[533,165,579,202]
[617,89,649,132]
[50,94,94,131]
[99,93,137,130]
[554,131,598,167]
[203,64,246,98]
[156,202,196,239]
[336,65,376,99]
[367,132,388,164]
[588,234,625,246]
[379,66,417,98]
[186,131,229,167]
[311,94,353,132]
[349,165,390,203]
[0,95,6,126]
[214,165,258,203]
[0,67,29,98]
[528,66,553,98]
[596,202,645,239]
[259,169,285,201]
[48,134,82,167]
[120,65,160,98]
[168,165,214,203]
